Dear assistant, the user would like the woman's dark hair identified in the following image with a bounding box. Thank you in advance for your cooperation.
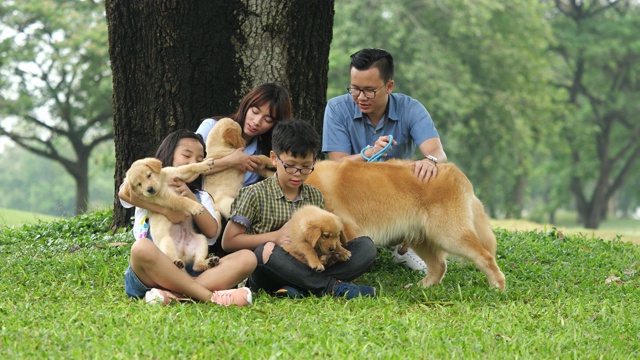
[349,48,394,83]
[206,83,293,155]
[154,129,206,191]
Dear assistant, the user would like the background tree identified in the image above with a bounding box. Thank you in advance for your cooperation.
[106,0,334,229]
[0,0,114,214]
[0,142,113,216]
[550,0,640,228]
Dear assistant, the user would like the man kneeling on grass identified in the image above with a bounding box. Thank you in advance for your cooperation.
[222,119,377,299]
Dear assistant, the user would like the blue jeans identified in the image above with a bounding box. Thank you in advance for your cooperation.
[247,236,377,296]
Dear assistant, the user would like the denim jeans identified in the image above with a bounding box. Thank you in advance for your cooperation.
[247,236,377,296]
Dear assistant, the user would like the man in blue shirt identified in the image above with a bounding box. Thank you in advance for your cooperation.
[322,48,448,273]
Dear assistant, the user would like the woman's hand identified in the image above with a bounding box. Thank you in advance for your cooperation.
[228,148,262,173]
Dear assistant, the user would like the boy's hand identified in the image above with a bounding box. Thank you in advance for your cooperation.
[275,222,291,247]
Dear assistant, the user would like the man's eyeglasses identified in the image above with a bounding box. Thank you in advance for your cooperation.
[346,82,387,99]
[277,156,315,175]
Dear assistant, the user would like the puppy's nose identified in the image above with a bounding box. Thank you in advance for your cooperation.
[329,247,335,253]
[147,187,155,194]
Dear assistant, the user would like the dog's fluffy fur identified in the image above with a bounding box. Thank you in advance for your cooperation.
[305,160,506,290]
[122,157,219,272]
[204,118,274,222]
[281,205,351,272]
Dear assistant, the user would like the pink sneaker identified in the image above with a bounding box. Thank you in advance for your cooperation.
[144,288,193,305]
[211,287,252,306]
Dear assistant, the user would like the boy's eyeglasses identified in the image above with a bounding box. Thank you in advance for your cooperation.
[277,155,315,175]
[346,82,387,99]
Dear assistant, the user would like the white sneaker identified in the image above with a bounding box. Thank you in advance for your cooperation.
[391,246,428,274]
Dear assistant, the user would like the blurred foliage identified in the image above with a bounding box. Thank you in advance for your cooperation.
[0,0,113,214]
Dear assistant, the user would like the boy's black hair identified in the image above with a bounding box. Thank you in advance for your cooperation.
[349,48,394,83]
[154,129,206,191]
[272,119,320,159]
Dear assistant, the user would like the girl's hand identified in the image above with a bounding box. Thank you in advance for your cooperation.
[163,209,190,224]
[168,178,197,200]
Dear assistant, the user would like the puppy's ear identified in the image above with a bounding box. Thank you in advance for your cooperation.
[147,158,163,174]
[121,181,133,200]
[223,126,246,149]
[339,230,349,246]
[302,225,322,248]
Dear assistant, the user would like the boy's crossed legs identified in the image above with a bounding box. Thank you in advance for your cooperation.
[248,236,377,299]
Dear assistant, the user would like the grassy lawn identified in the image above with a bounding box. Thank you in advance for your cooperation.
[1,210,639,358]
[0,208,58,227]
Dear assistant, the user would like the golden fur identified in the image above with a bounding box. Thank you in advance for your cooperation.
[282,205,352,272]
[305,160,506,290]
[204,118,274,222]
[122,157,219,272]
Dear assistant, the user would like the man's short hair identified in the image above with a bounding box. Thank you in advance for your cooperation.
[272,119,321,159]
[350,48,394,82]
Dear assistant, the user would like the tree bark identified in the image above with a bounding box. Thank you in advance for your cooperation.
[106,0,334,229]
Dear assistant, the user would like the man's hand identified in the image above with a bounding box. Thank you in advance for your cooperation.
[412,158,438,182]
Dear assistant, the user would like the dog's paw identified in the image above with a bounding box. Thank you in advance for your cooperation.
[310,262,325,272]
[207,256,220,268]
[336,249,352,262]
[174,259,185,269]
[189,204,205,216]
[204,158,215,170]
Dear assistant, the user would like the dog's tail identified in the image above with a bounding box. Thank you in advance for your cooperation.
[472,198,497,256]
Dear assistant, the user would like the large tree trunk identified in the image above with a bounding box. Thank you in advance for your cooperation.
[106,0,334,230]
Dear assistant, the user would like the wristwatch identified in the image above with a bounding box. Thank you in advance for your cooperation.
[425,155,438,164]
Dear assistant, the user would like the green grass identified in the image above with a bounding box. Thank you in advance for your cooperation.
[1,211,639,358]
[0,208,58,227]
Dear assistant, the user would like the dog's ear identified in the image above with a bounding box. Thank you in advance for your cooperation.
[339,229,349,245]
[121,181,133,199]
[146,158,163,174]
[222,126,246,149]
[302,225,323,248]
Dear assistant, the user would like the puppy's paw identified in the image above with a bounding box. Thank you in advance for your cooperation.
[336,249,352,261]
[174,259,185,269]
[204,158,215,170]
[189,204,205,216]
[207,256,220,268]
[310,262,325,272]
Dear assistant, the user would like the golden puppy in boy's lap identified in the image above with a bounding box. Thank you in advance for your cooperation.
[305,160,506,290]
[122,157,219,272]
[204,118,274,221]
[282,205,351,272]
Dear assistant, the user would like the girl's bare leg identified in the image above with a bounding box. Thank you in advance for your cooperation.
[196,249,257,290]
[129,239,212,302]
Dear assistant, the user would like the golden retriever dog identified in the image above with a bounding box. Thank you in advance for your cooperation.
[281,205,352,272]
[122,157,219,272]
[204,118,274,222]
[305,160,506,290]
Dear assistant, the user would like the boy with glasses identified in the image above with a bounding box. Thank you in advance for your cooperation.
[322,48,448,274]
[222,120,377,299]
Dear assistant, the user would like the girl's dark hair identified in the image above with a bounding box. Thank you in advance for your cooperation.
[154,129,206,191]
[206,82,293,155]
[349,48,394,83]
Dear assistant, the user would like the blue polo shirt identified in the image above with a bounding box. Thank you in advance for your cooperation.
[322,93,439,160]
